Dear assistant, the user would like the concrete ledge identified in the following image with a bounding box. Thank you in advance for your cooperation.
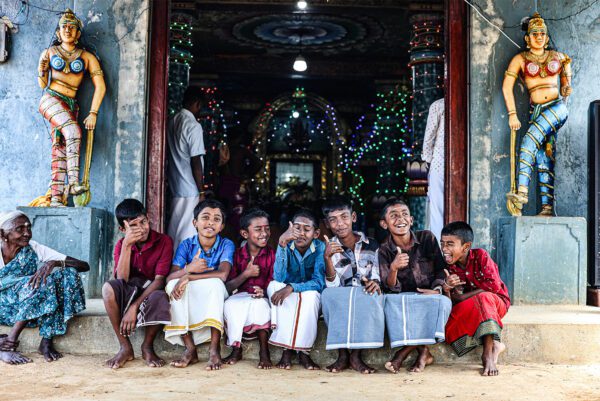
[3,301,600,365]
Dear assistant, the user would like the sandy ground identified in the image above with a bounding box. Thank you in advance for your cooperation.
[2,354,600,401]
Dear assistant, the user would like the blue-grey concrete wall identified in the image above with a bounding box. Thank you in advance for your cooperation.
[468,1,599,253]
[0,0,150,252]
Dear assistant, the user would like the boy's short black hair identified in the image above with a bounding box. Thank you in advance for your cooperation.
[292,209,319,229]
[322,195,352,218]
[193,199,227,222]
[240,208,270,231]
[183,86,209,107]
[379,197,409,221]
[441,221,474,244]
[115,199,146,228]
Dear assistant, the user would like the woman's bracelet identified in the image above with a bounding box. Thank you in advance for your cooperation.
[89,110,98,115]
[507,110,517,116]
[325,272,337,280]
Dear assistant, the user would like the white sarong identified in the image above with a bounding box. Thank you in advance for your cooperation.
[167,195,199,251]
[224,292,271,347]
[267,281,320,351]
[164,277,228,346]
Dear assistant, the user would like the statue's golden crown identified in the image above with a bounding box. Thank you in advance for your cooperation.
[59,8,82,29]
[527,12,546,34]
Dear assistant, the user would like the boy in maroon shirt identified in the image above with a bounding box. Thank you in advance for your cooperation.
[102,199,173,369]
[223,209,275,369]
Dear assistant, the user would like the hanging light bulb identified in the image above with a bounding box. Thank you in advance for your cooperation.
[293,55,307,72]
[292,111,300,118]
[297,1,308,10]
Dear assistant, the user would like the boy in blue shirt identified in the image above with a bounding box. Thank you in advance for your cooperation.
[164,199,235,371]
[267,209,325,370]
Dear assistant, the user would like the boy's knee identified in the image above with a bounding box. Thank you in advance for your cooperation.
[102,281,116,300]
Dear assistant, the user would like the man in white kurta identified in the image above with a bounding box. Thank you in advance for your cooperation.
[166,87,206,250]
[421,98,445,242]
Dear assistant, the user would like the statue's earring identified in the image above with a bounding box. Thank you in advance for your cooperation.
[75,39,79,45]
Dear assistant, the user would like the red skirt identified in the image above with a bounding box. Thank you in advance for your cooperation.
[445,291,508,356]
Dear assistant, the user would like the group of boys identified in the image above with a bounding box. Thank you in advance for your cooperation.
[102,196,510,376]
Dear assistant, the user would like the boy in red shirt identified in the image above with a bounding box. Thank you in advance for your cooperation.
[441,221,510,376]
[223,209,275,369]
[103,199,173,369]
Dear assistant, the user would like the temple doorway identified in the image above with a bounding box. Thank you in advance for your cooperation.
[147,0,468,243]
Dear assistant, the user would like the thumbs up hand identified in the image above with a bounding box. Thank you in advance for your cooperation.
[244,255,261,278]
[323,235,343,260]
[442,268,466,291]
[279,221,300,248]
[185,248,209,274]
[390,246,409,271]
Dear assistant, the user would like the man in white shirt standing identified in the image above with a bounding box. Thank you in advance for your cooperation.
[167,87,207,250]
[421,98,445,243]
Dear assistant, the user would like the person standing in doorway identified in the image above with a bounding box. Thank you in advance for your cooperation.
[167,87,208,250]
[421,98,445,243]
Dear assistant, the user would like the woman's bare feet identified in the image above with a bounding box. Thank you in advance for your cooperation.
[325,350,349,373]
[39,338,63,362]
[141,345,165,367]
[298,352,320,370]
[206,348,222,371]
[170,347,199,368]
[257,348,273,369]
[493,341,506,364]
[105,344,134,369]
[349,350,376,374]
[384,347,413,374]
[276,349,293,370]
[0,336,32,365]
[223,346,243,365]
[408,346,434,373]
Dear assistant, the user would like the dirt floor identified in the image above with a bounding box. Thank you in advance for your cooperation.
[2,354,600,401]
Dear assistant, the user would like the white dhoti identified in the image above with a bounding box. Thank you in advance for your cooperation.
[164,277,228,346]
[427,168,444,243]
[224,292,271,347]
[167,195,199,250]
[267,281,320,351]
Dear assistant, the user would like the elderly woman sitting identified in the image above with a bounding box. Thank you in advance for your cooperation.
[0,211,89,364]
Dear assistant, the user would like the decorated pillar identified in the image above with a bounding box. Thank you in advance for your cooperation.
[409,14,444,154]
[408,14,444,231]
[168,13,194,115]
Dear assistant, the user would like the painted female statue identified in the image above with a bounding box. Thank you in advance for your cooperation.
[503,13,572,216]
[32,9,106,207]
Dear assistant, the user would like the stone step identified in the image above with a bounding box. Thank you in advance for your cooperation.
[3,300,600,366]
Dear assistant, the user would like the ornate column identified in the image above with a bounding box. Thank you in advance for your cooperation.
[409,14,444,153]
[408,14,444,230]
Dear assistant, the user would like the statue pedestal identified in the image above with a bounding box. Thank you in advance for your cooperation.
[18,207,109,298]
[497,216,587,305]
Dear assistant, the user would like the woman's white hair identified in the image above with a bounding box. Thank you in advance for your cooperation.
[0,211,27,231]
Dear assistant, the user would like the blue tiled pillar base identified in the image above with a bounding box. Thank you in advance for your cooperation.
[497,216,587,305]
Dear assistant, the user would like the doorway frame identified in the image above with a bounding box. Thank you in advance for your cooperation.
[145,0,469,231]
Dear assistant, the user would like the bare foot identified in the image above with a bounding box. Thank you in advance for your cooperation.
[223,347,243,365]
[298,352,320,370]
[141,345,165,368]
[276,349,293,370]
[349,351,376,374]
[325,351,349,373]
[38,338,63,362]
[493,341,506,365]
[205,349,222,371]
[105,344,134,369]
[408,346,434,373]
[170,347,199,368]
[257,348,272,369]
[384,347,413,374]
[481,348,499,376]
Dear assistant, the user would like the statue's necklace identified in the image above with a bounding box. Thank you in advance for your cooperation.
[53,45,83,74]
[523,50,555,78]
